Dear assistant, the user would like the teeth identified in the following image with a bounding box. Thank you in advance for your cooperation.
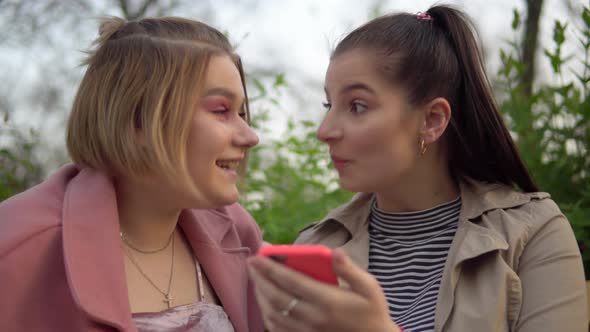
[216,160,239,170]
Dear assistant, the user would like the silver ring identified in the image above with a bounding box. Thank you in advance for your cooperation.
[280,297,299,317]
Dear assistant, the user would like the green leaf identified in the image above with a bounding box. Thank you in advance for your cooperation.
[302,120,315,128]
[253,79,266,95]
[577,36,590,50]
[555,83,573,97]
[553,21,567,46]
[544,48,563,73]
[583,7,590,29]
[511,9,521,30]
[273,73,286,88]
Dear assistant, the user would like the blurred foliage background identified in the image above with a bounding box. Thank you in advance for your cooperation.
[1,0,589,275]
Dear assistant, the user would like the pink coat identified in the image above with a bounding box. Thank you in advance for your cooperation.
[0,164,264,332]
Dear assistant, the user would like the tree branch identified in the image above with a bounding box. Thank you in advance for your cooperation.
[116,0,130,19]
[133,0,158,19]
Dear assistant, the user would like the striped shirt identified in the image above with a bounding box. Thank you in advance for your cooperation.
[368,197,461,332]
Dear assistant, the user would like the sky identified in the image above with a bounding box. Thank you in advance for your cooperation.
[1,0,585,158]
[208,0,581,137]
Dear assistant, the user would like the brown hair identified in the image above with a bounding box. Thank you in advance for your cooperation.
[67,16,251,188]
[332,5,538,192]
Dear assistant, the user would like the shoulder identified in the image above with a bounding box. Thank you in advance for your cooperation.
[494,196,571,246]
[461,178,561,227]
[0,165,78,257]
[472,186,564,233]
[464,180,576,256]
[517,196,574,245]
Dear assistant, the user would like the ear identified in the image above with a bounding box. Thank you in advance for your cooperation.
[419,97,451,145]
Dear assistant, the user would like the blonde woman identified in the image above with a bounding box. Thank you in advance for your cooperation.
[0,17,262,332]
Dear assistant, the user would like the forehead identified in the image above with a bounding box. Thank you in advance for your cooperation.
[325,49,388,91]
[203,55,245,98]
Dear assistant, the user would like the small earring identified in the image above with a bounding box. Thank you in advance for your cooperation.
[420,138,427,155]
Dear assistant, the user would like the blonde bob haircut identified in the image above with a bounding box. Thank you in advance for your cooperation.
[67,16,250,191]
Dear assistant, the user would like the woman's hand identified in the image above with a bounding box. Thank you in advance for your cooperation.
[247,249,402,332]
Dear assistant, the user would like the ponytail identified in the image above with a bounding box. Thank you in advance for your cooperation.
[426,6,537,192]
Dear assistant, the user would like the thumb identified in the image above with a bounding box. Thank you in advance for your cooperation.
[332,249,383,301]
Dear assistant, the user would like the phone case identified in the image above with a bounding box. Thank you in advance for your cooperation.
[258,245,338,285]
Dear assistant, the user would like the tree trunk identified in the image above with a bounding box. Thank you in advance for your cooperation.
[521,0,544,98]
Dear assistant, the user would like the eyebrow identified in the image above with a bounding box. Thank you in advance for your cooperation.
[204,87,243,101]
[324,82,377,98]
[203,87,245,109]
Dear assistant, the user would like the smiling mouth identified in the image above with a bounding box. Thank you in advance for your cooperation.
[216,160,240,170]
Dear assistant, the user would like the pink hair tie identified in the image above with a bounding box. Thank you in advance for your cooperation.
[416,12,433,21]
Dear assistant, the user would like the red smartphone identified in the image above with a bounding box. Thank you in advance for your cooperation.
[257,245,338,285]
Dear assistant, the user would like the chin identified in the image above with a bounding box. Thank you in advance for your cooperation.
[339,176,378,193]
[338,178,361,192]
[212,190,240,207]
[183,188,240,209]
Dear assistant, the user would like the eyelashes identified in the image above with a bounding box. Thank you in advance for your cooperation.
[350,100,368,114]
[213,108,247,121]
[205,98,247,120]
[321,99,368,114]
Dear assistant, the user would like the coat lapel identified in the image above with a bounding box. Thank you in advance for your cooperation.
[434,180,517,332]
[433,217,509,332]
[61,167,134,331]
[180,209,252,332]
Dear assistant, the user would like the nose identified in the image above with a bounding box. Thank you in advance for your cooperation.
[234,117,259,149]
[316,110,342,143]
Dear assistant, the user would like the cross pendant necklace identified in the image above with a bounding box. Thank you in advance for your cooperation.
[121,231,176,310]
[163,293,174,308]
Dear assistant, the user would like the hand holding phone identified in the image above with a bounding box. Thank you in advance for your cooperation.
[257,244,339,285]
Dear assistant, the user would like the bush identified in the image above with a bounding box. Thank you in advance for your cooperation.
[498,7,590,276]
[242,75,353,244]
[0,114,44,201]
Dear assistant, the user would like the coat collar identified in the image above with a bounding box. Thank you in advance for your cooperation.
[316,177,549,237]
[61,167,132,330]
[458,177,549,221]
[61,166,252,332]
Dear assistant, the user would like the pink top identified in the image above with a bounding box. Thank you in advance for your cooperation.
[130,256,235,332]
[132,303,235,332]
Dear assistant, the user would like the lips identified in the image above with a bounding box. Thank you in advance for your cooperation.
[330,154,350,170]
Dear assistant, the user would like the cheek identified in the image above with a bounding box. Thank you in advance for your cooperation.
[186,123,228,167]
[362,118,418,166]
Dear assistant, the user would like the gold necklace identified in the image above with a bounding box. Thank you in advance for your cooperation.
[120,230,174,254]
[122,233,176,308]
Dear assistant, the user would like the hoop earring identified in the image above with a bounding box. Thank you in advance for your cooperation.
[420,139,427,155]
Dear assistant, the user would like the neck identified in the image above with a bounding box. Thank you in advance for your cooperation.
[115,178,181,250]
[375,151,459,213]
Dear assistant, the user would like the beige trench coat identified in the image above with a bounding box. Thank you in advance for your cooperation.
[296,179,587,331]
